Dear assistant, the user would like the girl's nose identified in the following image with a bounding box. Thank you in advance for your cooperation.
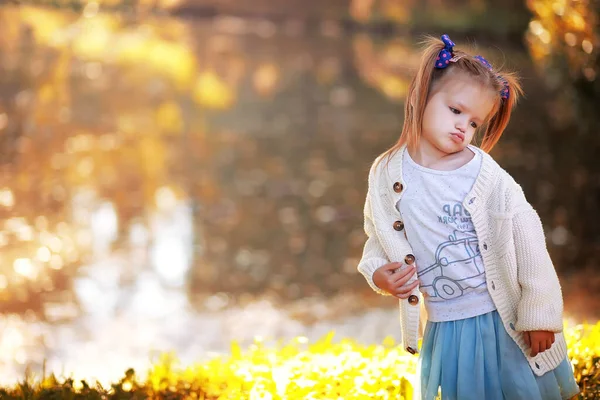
[455,117,468,132]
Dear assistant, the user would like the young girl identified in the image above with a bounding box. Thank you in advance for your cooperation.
[357,34,580,400]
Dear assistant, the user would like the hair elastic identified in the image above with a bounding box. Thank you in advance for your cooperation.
[473,55,510,99]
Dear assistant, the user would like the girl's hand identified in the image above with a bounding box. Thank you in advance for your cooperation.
[523,330,555,357]
[373,262,419,299]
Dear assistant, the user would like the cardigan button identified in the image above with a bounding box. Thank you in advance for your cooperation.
[491,281,496,290]
[393,221,404,231]
[406,346,417,355]
[404,254,415,265]
[393,182,403,193]
[483,243,488,250]
[408,295,419,305]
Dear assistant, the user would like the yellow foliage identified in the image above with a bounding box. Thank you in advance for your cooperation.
[139,321,600,399]
[146,332,418,399]
[380,75,409,100]
[72,16,120,59]
[113,31,151,64]
[19,6,70,44]
[146,41,197,90]
[156,101,184,135]
[139,136,166,180]
[37,84,56,104]
[193,71,236,110]
[565,321,600,381]
[0,322,597,398]
[12,6,198,89]
[526,0,598,79]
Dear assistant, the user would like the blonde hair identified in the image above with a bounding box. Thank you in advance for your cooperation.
[376,35,523,169]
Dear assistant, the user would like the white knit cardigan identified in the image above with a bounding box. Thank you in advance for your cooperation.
[358,145,568,376]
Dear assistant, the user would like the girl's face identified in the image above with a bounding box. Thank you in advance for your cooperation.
[421,74,497,156]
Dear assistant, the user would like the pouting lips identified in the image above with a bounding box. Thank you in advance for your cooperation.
[450,132,465,142]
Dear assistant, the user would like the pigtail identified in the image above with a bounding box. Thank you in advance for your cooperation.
[402,37,446,152]
[376,36,449,169]
[480,73,524,152]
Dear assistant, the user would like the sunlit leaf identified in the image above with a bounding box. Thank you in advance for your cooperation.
[193,71,235,110]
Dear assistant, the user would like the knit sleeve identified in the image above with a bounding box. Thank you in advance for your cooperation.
[357,186,392,296]
[512,195,564,332]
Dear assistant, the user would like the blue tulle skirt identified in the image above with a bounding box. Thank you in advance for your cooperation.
[417,310,580,400]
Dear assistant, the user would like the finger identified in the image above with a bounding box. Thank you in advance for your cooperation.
[395,281,419,297]
[394,281,420,298]
[523,332,530,348]
[383,262,402,273]
[391,264,415,279]
[551,334,555,344]
[530,340,540,357]
[546,339,553,351]
[395,278,420,292]
[391,266,416,285]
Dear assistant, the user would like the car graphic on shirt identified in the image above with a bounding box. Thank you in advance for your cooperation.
[417,229,486,300]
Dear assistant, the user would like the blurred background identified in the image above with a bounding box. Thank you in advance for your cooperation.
[0,0,598,386]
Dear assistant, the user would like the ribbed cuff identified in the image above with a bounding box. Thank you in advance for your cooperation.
[515,307,564,333]
[358,258,391,296]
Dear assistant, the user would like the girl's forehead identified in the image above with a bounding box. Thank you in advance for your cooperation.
[436,75,495,99]
[436,76,496,108]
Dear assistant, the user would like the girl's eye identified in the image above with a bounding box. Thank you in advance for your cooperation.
[450,107,477,128]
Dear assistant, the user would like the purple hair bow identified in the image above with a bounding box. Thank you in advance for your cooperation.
[474,55,510,99]
[434,34,510,100]
[435,34,455,69]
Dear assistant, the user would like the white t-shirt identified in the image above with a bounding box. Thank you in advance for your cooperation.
[397,146,497,322]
